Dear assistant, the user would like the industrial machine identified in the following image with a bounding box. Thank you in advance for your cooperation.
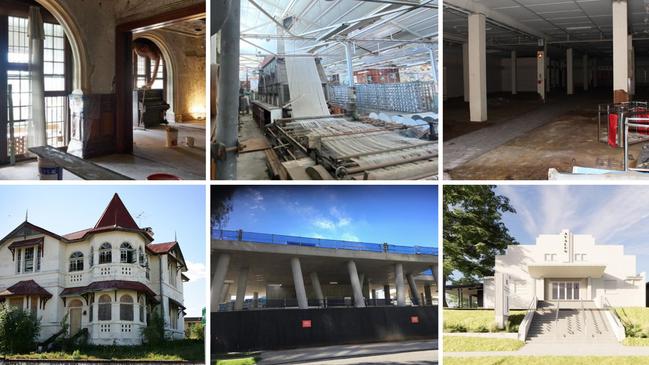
[133,89,170,128]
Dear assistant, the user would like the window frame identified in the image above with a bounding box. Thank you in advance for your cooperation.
[69,251,84,272]
[99,242,112,264]
[119,294,134,321]
[98,294,111,321]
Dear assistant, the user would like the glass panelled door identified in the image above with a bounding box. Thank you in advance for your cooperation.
[551,281,580,300]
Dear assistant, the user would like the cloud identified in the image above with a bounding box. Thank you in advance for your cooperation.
[313,218,336,230]
[341,233,360,242]
[184,261,206,281]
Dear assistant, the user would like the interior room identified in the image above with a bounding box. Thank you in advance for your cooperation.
[212,0,438,180]
[0,0,206,180]
[443,0,649,180]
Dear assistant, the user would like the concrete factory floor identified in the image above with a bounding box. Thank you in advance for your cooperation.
[0,125,205,180]
[445,90,646,180]
[237,113,270,180]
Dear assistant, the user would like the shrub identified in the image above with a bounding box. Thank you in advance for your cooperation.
[0,302,40,353]
[189,322,205,340]
[142,309,167,345]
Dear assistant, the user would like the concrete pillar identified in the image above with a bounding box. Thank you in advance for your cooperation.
[613,0,629,102]
[406,273,419,305]
[567,48,574,95]
[210,254,230,312]
[462,43,469,102]
[583,54,589,91]
[220,282,231,303]
[468,14,487,121]
[537,49,545,101]
[344,42,354,87]
[348,261,366,308]
[371,289,377,300]
[310,272,324,306]
[629,34,635,96]
[253,291,259,309]
[384,284,391,302]
[290,257,308,309]
[424,284,433,305]
[511,50,517,95]
[234,266,249,311]
[359,273,365,288]
[395,263,406,306]
[215,0,240,179]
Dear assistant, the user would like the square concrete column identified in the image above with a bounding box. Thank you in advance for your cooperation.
[629,34,635,96]
[220,281,232,303]
[310,272,324,307]
[511,50,517,95]
[290,257,308,309]
[462,43,469,102]
[347,261,366,308]
[424,284,433,305]
[583,54,589,91]
[613,0,629,102]
[384,284,391,303]
[545,56,550,93]
[344,42,355,87]
[211,253,230,312]
[234,266,249,311]
[406,273,419,305]
[468,13,487,121]
[371,289,377,300]
[395,263,406,306]
[537,50,545,101]
[253,292,259,309]
[567,48,574,95]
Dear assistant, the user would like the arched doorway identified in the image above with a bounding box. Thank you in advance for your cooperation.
[132,33,176,119]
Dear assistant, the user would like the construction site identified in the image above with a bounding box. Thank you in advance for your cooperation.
[443,0,649,180]
[212,0,438,180]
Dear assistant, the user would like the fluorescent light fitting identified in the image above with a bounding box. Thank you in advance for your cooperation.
[566,26,592,31]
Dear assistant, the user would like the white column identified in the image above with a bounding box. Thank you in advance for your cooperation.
[348,261,366,308]
[537,50,545,100]
[395,263,406,306]
[613,0,629,101]
[219,281,231,303]
[629,34,635,96]
[344,42,354,87]
[468,14,487,121]
[290,257,308,309]
[234,266,249,311]
[406,273,419,305]
[462,43,469,102]
[567,48,574,95]
[583,54,589,91]
[210,253,230,312]
[511,50,517,95]
[429,47,438,86]
[310,272,324,306]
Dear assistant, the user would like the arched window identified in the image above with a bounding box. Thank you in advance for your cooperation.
[89,246,94,267]
[120,295,134,321]
[69,252,84,272]
[98,295,111,321]
[138,297,145,322]
[120,242,135,263]
[99,243,112,264]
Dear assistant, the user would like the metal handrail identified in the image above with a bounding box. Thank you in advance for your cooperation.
[624,117,649,171]
[602,296,624,329]
[554,298,561,340]
[581,299,587,339]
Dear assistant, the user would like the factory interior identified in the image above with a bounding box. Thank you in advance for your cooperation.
[212,0,438,180]
[0,0,206,180]
[443,0,649,180]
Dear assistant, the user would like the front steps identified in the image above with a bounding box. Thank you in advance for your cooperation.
[526,301,618,344]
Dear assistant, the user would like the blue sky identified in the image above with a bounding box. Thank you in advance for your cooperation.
[496,185,649,275]
[0,185,206,317]
[218,185,438,248]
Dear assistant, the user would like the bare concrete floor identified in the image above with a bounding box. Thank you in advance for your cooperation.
[0,125,205,180]
[236,113,270,180]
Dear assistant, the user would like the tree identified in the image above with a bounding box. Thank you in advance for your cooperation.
[443,185,517,307]
[0,302,40,353]
[211,186,235,230]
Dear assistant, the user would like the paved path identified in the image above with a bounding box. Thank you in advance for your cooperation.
[298,350,438,364]
[258,339,438,364]
[445,342,649,357]
[443,93,592,172]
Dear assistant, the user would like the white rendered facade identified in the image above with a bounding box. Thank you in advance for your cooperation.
[484,230,645,309]
[0,194,188,345]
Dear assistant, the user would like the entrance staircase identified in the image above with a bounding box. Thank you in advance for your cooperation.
[526,300,618,343]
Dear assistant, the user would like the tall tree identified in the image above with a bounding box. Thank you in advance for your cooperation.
[443,185,517,307]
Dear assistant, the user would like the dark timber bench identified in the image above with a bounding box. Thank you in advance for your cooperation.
[28,146,133,180]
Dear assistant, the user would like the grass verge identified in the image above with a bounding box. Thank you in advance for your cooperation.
[445,357,649,365]
[444,309,526,333]
[443,336,524,352]
[215,358,256,365]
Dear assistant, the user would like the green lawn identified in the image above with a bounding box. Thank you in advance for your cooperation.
[215,358,256,365]
[445,357,649,365]
[8,340,204,361]
[616,307,649,340]
[444,336,524,352]
[444,309,526,333]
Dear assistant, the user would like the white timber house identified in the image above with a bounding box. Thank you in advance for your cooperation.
[484,230,646,310]
[0,194,189,345]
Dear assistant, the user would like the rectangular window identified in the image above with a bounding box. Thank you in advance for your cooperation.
[8,16,29,64]
[16,248,21,273]
[574,282,580,299]
[35,246,40,271]
[559,282,566,299]
[136,55,147,88]
[150,58,164,89]
[544,253,552,261]
[24,247,34,272]
[43,23,65,92]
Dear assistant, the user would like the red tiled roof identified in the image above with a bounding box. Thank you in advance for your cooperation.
[8,237,43,250]
[62,228,92,240]
[94,194,140,230]
[60,280,157,301]
[147,241,177,254]
[0,280,52,298]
